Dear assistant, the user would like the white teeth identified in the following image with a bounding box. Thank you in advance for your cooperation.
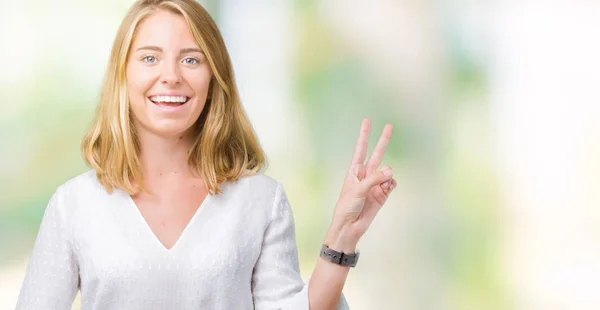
[149,95,188,103]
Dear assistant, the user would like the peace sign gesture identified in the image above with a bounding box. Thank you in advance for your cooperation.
[326,119,397,251]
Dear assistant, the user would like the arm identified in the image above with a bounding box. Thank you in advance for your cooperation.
[251,183,349,310]
[306,224,356,310]
[16,188,79,310]
[254,119,396,309]
[308,119,397,310]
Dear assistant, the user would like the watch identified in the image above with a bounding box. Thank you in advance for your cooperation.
[320,244,360,267]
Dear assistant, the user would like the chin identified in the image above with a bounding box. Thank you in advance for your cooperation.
[151,122,196,139]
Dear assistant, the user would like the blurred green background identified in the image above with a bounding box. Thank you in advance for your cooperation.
[3,1,600,309]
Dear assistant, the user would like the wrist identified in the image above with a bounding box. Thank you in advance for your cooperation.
[324,224,358,254]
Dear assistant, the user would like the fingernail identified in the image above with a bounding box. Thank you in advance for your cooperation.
[383,170,392,177]
[382,181,389,188]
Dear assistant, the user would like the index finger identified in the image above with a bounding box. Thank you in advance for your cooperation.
[350,118,371,165]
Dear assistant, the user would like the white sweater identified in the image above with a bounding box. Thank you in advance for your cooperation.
[16,170,349,310]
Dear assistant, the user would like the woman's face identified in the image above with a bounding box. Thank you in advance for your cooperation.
[126,10,211,139]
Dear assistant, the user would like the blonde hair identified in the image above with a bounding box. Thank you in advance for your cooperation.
[82,0,266,196]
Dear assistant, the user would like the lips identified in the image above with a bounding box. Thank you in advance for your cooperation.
[147,95,192,112]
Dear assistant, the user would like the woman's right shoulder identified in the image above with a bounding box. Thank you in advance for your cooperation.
[52,169,112,204]
[57,169,103,190]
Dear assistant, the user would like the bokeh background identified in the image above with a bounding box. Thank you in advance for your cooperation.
[2,0,600,309]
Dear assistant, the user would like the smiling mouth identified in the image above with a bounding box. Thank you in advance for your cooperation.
[148,95,191,107]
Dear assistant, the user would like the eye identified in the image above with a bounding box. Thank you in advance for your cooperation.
[141,55,157,64]
[182,57,199,65]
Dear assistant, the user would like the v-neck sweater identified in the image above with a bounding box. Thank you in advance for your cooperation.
[16,170,350,310]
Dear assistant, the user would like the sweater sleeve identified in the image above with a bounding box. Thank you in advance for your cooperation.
[251,182,350,310]
[16,187,79,310]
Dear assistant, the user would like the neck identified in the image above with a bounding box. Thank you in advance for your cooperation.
[136,127,197,179]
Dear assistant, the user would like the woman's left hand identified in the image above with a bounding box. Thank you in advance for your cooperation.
[326,118,397,251]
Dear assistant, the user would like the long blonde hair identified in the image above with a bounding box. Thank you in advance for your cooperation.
[82,0,266,195]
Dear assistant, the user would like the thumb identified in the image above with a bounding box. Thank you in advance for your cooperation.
[357,166,393,196]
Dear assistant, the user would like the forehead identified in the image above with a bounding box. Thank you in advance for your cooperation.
[131,9,198,48]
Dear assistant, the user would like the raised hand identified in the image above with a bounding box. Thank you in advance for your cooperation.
[326,118,397,250]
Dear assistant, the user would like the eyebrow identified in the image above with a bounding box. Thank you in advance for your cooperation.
[135,46,204,55]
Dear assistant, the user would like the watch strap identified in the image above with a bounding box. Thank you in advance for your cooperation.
[320,244,359,267]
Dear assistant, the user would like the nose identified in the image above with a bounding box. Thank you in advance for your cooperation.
[160,60,181,85]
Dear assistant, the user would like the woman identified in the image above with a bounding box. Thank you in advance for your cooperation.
[16,0,397,309]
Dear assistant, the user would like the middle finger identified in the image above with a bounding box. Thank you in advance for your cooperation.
[365,124,393,174]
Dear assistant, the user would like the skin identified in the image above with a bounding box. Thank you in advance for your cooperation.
[125,9,397,309]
